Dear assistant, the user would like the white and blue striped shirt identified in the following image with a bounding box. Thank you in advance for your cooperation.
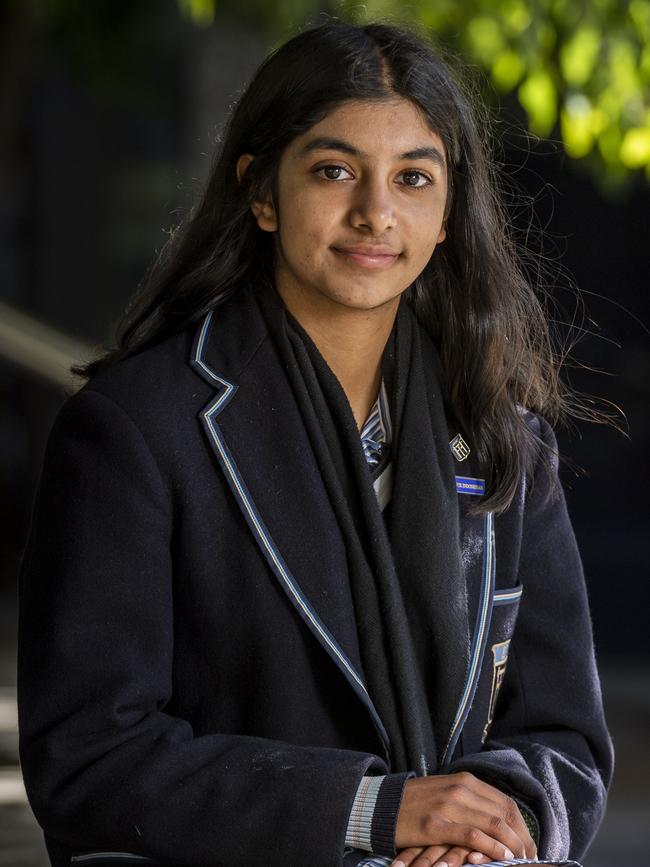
[359,378,393,514]
[359,377,392,467]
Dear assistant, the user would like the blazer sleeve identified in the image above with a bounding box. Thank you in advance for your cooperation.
[445,415,614,863]
[17,386,386,867]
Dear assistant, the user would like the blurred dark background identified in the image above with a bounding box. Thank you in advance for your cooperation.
[1,1,648,864]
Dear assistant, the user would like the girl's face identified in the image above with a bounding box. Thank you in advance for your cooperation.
[239,96,449,319]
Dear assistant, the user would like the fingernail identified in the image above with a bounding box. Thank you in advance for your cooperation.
[434,862,448,867]
[392,862,406,867]
[504,849,514,859]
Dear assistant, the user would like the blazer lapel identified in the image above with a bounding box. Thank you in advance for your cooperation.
[188,284,496,767]
[189,286,391,758]
[441,443,496,765]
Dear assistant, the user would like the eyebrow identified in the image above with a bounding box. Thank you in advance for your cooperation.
[299,136,446,170]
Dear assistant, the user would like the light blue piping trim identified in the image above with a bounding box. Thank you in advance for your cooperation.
[192,312,391,755]
[441,510,495,765]
[194,310,227,386]
[493,586,523,606]
[201,405,370,696]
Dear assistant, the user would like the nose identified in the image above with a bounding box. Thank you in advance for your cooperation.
[349,177,397,234]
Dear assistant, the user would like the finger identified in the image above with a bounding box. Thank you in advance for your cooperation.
[436,848,491,867]
[433,803,526,858]
[410,846,455,867]
[478,806,528,858]
[409,845,489,867]
[495,798,536,857]
[392,846,447,867]
[442,775,533,856]
[425,815,518,863]
[391,847,422,867]
[431,846,468,867]
[448,773,535,856]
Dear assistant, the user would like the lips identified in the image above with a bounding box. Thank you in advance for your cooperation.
[336,245,399,256]
[333,246,400,269]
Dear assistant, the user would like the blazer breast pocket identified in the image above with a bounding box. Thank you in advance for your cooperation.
[464,584,524,751]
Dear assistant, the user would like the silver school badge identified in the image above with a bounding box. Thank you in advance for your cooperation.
[449,433,470,462]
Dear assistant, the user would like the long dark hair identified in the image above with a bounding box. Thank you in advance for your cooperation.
[74,17,608,515]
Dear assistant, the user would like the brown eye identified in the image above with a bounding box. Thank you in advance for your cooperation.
[314,165,353,181]
[400,170,432,188]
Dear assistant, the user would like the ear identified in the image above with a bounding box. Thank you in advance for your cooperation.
[236,153,278,232]
[437,222,447,244]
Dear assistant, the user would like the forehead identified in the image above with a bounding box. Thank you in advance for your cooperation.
[287,97,447,167]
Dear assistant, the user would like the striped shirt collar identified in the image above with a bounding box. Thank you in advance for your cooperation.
[359,378,392,466]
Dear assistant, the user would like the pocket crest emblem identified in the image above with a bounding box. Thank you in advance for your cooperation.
[482,639,511,744]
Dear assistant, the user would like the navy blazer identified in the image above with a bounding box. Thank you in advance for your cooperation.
[17,284,613,867]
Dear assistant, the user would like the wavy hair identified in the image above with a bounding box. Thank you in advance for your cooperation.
[74,17,603,515]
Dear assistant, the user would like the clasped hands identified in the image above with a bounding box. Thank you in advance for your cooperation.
[391,771,537,867]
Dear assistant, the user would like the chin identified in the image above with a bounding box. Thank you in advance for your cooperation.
[325,292,393,311]
[321,278,395,305]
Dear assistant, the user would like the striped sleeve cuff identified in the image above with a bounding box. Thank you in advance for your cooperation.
[345,772,414,856]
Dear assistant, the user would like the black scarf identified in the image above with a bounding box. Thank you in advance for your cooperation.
[254,278,470,776]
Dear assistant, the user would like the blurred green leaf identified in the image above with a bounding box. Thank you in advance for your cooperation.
[501,0,532,36]
[560,27,601,86]
[491,50,526,89]
[467,16,505,64]
[620,126,650,166]
[177,0,215,26]
[629,0,650,41]
[519,70,558,136]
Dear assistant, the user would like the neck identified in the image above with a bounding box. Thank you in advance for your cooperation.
[275,283,399,430]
